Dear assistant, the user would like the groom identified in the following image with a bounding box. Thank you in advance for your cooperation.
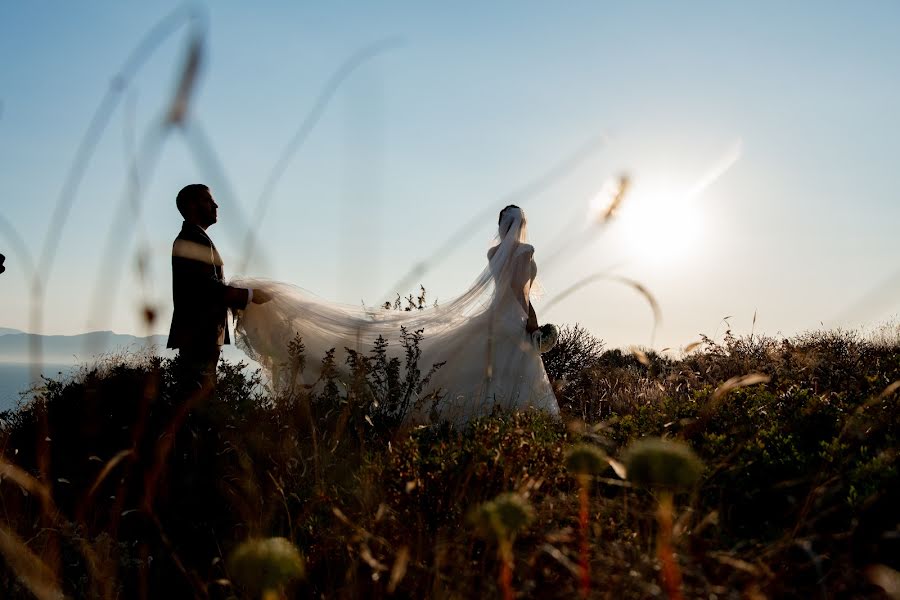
[167,184,270,389]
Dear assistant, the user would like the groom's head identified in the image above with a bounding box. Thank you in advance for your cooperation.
[177,184,218,229]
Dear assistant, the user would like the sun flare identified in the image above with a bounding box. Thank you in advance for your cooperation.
[615,181,704,264]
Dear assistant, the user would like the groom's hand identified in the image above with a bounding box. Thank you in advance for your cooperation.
[251,288,273,304]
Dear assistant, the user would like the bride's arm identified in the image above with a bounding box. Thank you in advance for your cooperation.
[526,303,539,334]
[510,246,539,332]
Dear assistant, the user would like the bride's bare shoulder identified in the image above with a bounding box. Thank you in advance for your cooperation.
[488,243,534,260]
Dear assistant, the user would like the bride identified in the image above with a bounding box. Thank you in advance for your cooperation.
[232,205,559,425]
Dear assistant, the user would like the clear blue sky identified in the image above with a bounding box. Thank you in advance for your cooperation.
[1,1,898,351]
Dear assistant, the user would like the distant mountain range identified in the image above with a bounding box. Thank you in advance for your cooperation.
[0,329,247,365]
[0,329,258,411]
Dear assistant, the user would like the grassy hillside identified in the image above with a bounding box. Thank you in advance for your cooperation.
[0,326,897,598]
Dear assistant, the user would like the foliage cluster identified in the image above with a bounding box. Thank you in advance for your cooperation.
[0,327,897,598]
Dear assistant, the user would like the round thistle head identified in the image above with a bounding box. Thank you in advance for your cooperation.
[494,493,534,534]
[622,437,703,490]
[471,493,534,540]
[564,443,608,477]
[227,537,305,595]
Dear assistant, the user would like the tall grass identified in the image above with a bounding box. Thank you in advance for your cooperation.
[0,327,896,598]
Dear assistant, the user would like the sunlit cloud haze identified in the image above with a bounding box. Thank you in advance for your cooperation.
[1,2,898,352]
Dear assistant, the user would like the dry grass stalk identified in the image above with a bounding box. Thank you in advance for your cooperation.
[386,546,410,594]
[630,347,650,366]
[710,373,771,405]
[683,340,702,353]
[0,525,64,600]
[0,458,54,507]
[865,564,900,599]
[597,174,631,224]
[543,274,662,344]
[85,448,135,503]
[165,35,204,125]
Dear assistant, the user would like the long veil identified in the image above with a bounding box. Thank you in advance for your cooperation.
[232,207,535,415]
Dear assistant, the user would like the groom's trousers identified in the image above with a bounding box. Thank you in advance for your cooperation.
[176,346,221,402]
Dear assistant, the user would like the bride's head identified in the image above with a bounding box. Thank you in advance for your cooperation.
[499,204,525,232]
[498,205,528,242]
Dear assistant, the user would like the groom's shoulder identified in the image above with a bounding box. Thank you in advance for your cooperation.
[174,224,210,245]
[172,225,213,262]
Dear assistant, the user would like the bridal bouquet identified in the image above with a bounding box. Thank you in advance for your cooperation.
[532,323,559,353]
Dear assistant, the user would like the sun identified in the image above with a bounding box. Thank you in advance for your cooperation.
[614,179,704,264]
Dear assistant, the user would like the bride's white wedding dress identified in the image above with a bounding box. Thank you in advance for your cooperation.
[232,207,559,426]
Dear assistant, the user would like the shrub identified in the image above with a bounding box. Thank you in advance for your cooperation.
[0,327,896,598]
[542,323,604,382]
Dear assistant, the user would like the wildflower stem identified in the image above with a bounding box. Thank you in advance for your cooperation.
[578,474,590,598]
[262,589,283,600]
[656,491,682,600]
[498,538,514,600]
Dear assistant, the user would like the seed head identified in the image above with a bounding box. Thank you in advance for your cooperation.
[622,437,703,490]
[471,493,534,540]
[564,443,608,477]
[227,537,305,595]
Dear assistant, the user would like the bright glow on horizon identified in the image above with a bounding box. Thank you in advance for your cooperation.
[617,180,704,265]
[612,143,738,266]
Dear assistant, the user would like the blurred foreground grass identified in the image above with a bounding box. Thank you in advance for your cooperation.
[0,325,897,598]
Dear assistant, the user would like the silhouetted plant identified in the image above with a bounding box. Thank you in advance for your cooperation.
[227,536,305,600]
[369,334,401,406]
[564,443,608,598]
[383,285,430,311]
[623,437,703,600]
[284,332,307,395]
[470,492,534,600]
[542,323,604,382]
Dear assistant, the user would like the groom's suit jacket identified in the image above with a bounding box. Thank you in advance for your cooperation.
[166,222,249,353]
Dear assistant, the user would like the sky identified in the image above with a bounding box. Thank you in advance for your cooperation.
[1,1,898,352]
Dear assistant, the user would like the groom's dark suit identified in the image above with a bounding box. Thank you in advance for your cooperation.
[167,222,249,365]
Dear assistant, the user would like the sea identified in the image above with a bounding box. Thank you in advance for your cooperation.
[0,363,78,412]
[0,355,266,414]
